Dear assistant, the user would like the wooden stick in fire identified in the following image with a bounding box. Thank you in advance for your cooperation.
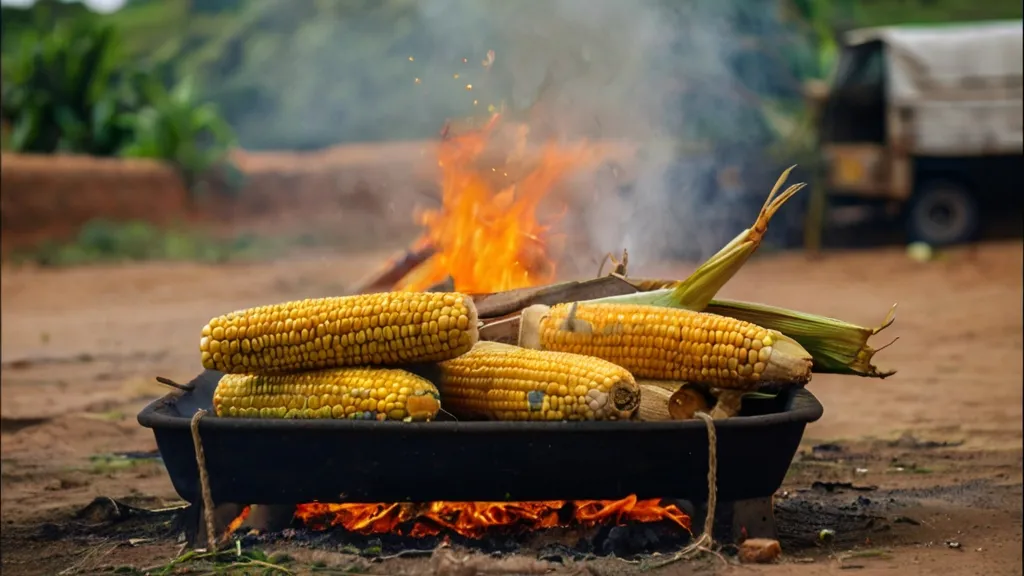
[349,239,435,295]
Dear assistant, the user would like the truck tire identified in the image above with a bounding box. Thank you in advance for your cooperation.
[906,179,979,246]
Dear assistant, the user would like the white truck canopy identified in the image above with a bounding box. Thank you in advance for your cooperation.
[846,21,1023,155]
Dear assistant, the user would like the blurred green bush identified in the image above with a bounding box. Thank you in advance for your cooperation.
[1,20,136,155]
[14,219,276,267]
[0,15,237,192]
[118,75,238,189]
[1,0,1019,153]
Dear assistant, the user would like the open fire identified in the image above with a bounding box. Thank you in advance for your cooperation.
[296,496,689,539]
[395,113,596,293]
[227,496,690,541]
[215,115,691,545]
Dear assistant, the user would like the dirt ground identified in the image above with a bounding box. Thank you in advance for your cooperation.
[1,241,1021,575]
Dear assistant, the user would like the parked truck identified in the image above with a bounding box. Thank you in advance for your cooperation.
[811,20,1023,245]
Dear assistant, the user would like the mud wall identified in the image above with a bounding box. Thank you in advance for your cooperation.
[0,143,441,257]
[0,154,190,254]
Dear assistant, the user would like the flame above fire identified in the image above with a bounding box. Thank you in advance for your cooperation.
[396,114,595,294]
[293,495,690,539]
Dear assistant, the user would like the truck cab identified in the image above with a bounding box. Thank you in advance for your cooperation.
[814,20,1023,245]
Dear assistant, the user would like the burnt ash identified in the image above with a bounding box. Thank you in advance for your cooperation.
[775,497,889,550]
[36,479,1002,566]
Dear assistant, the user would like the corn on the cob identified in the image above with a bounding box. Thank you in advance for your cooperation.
[436,341,640,421]
[519,302,813,391]
[213,367,441,421]
[200,291,478,374]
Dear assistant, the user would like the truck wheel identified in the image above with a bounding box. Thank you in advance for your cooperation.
[906,180,979,246]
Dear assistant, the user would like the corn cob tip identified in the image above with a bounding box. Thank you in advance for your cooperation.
[611,378,641,415]
[405,393,442,421]
[760,330,813,385]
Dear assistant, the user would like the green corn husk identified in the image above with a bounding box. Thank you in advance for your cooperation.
[586,167,898,378]
[597,166,805,310]
[666,165,804,310]
[704,299,897,378]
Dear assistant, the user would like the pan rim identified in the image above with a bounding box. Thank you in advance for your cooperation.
[137,383,823,432]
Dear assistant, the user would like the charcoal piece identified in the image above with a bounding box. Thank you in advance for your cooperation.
[538,543,579,563]
[599,525,662,557]
[574,534,595,555]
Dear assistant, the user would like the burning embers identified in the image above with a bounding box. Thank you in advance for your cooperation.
[294,496,690,539]
[221,496,693,558]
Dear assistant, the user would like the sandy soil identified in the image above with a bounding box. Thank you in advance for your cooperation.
[1,241,1021,575]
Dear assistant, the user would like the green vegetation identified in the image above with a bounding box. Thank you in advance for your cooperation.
[111,545,304,575]
[1,20,134,155]
[10,220,291,267]
[118,75,237,189]
[0,8,237,188]
[2,0,1019,152]
[0,0,1019,265]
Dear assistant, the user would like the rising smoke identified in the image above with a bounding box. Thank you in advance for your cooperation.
[411,0,794,267]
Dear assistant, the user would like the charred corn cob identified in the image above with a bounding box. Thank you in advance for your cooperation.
[519,302,813,391]
[213,367,441,421]
[200,291,478,374]
[436,341,640,421]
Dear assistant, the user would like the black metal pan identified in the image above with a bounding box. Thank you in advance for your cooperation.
[138,370,822,506]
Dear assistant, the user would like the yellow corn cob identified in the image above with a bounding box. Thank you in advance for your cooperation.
[200,291,478,374]
[437,341,640,421]
[213,367,441,421]
[519,302,813,391]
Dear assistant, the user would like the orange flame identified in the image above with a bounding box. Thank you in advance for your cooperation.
[293,495,690,539]
[226,505,251,535]
[396,114,595,294]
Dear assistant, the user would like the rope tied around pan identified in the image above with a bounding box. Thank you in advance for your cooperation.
[647,410,720,568]
[189,409,218,552]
